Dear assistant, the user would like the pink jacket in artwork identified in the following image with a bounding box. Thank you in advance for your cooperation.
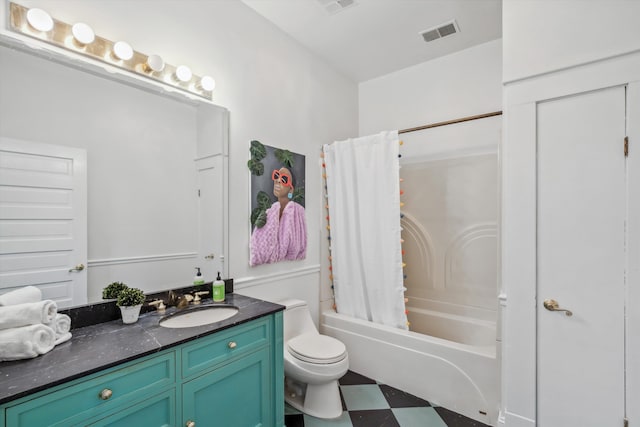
[250,201,307,266]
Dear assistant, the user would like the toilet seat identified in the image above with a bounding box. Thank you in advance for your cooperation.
[287,333,347,364]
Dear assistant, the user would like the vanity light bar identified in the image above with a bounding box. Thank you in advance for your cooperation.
[9,2,216,100]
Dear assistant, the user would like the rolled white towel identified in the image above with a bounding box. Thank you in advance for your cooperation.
[50,313,71,336]
[0,300,57,330]
[0,286,42,306]
[54,332,72,346]
[0,324,55,361]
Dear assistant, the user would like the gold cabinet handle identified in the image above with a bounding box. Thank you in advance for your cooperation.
[98,388,113,400]
[204,253,215,259]
[543,299,573,316]
[69,263,85,272]
[186,421,195,427]
[228,341,237,349]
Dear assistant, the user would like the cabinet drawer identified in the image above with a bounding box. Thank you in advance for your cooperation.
[86,389,175,427]
[5,352,175,427]
[182,317,270,378]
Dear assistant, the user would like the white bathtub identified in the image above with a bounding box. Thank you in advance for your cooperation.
[321,303,499,426]
[406,298,497,349]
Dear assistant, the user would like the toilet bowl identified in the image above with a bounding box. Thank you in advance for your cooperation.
[280,299,349,419]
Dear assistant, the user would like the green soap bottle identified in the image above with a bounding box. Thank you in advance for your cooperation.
[212,271,225,302]
[194,267,204,285]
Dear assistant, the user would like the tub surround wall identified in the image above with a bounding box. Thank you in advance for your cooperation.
[400,147,499,313]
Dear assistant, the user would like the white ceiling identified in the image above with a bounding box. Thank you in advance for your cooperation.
[242,0,502,83]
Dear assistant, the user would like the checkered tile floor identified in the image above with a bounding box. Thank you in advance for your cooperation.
[285,371,491,427]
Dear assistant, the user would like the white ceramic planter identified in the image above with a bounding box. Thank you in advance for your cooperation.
[119,304,142,324]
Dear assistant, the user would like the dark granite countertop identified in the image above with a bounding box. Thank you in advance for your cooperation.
[0,293,284,405]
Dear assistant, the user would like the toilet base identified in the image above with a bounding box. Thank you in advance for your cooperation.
[285,377,343,419]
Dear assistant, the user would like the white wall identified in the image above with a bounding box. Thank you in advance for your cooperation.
[359,39,502,136]
[1,0,358,320]
[503,0,640,83]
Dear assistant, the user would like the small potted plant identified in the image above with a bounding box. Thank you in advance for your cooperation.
[116,287,146,324]
[102,281,128,300]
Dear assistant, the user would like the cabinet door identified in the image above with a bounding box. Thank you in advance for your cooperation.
[182,348,271,427]
[86,389,175,427]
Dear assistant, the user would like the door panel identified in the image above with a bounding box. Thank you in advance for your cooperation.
[197,156,224,281]
[537,86,626,426]
[182,348,270,427]
[0,138,87,307]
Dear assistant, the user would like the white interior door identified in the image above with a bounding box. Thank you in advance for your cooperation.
[537,86,626,425]
[196,155,224,282]
[0,138,87,307]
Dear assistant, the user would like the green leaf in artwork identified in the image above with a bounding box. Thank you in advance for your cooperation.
[254,209,268,228]
[247,158,264,176]
[250,140,267,161]
[251,207,262,227]
[257,191,272,210]
[274,148,294,168]
[292,186,305,205]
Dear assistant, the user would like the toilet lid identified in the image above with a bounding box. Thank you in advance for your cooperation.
[287,333,347,364]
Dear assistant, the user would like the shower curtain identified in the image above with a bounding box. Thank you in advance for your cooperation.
[323,131,408,330]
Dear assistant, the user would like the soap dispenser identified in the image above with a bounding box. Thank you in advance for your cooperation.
[193,267,205,285]
[212,271,225,302]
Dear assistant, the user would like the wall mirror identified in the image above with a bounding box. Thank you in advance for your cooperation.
[0,36,229,307]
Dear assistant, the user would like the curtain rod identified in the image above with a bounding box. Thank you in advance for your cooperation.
[398,111,502,135]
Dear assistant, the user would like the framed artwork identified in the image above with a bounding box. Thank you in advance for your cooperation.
[248,140,306,266]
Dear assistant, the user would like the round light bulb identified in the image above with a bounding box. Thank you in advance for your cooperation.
[199,76,216,91]
[175,65,192,83]
[145,54,165,72]
[71,22,95,45]
[26,8,54,32]
[113,41,133,61]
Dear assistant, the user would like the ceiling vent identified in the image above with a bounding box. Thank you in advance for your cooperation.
[317,0,357,15]
[420,20,460,43]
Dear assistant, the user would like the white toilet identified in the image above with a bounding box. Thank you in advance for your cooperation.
[280,299,349,419]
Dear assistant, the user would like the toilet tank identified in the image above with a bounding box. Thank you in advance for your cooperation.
[279,299,318,342]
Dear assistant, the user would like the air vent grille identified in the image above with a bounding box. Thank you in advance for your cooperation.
[420,20,460,43]
[317,0,357,15]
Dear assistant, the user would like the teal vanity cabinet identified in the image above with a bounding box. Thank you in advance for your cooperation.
[0,311,284,427]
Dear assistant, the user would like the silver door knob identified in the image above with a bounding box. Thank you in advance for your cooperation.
[543,299,573,316]
[185,421,195,427]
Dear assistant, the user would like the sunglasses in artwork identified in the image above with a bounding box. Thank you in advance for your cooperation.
[272,169,292,187]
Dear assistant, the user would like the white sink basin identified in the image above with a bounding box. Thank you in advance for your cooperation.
[159,306,239,328]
